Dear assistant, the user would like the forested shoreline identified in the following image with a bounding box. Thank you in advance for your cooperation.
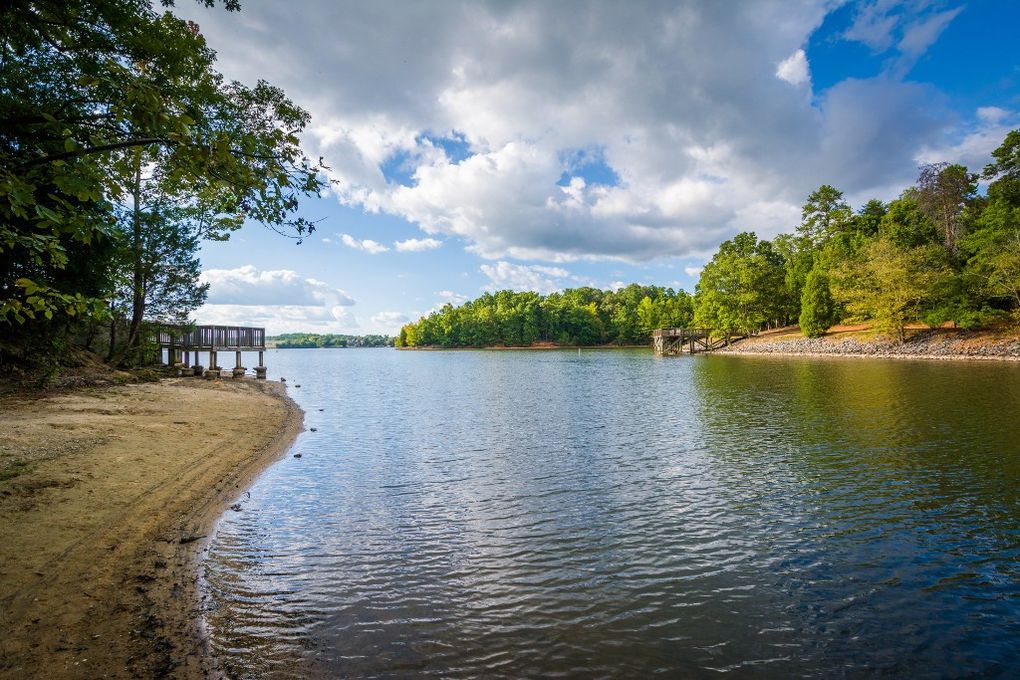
[270,333,393,348]
[399,129,1020,348]
[395,286,694,347]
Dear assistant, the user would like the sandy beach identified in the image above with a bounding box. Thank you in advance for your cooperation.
[0,378,302,679]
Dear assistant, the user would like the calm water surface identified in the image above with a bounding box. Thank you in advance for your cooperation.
[202,349,1020,678]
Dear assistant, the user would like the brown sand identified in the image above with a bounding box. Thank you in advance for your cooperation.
[0,378,303,678]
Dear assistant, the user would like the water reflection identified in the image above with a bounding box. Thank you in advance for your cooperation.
[203,350,1020,678]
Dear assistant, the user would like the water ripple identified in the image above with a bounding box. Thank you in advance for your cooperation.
[201,350,1020,678]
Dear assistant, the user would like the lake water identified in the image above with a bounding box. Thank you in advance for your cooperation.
[201,349,1020,678]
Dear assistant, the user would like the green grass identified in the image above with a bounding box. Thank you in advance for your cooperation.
[0,458,35,482]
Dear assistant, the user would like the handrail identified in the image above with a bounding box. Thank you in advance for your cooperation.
[153,325,266,349]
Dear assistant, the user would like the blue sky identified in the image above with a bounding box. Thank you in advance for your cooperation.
[178,0,1019,335]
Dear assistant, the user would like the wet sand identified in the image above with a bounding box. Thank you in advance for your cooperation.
[0,378,302,678]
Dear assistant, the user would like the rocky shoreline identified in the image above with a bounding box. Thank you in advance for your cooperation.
[716,329,1020,361]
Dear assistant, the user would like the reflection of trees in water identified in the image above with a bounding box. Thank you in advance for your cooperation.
[691,355,1020,489]
[688,355,1020,673]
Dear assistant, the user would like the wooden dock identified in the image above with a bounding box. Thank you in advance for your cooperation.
[652,328,747,355]
[154,325,267,378]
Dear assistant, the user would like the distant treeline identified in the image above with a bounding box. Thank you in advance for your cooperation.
[402,128,1020,347]
[397,286,693,347]
[269,333,394,348]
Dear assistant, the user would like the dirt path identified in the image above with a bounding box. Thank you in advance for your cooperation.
[0,378,303,678]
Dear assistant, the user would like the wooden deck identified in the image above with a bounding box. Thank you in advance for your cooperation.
[153,325,267,377]
[652,328,748,355]
[154,325,265,351]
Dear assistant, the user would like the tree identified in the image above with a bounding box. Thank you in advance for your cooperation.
[799,185,852,247]
[831,238,950,343]
[799,268,835,338]
[107,151,210,361]
[694,232,786,334]
[773,232,813,322]
[1,0,327,364]
[916,162,977,257]
[853,199,886,237]
[983,129,1020,206]
[397,285,692,347]
[879,191,940,249]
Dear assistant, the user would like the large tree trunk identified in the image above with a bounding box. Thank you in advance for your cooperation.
[106,306,118,362]
[116,153,147,365]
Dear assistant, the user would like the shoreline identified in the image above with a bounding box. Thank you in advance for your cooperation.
[397,343,649,351]
[0,378,303,679]
[714,327,1020,362]
[716,347,1020,362]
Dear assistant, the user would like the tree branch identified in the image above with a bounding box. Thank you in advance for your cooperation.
[17,137,173,168]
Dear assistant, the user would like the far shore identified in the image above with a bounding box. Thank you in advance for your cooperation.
[397,343,649,351]
[0,378,303,679]
[396,325,1020,362]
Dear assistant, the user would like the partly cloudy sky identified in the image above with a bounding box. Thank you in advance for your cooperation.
[175,0,1020,335]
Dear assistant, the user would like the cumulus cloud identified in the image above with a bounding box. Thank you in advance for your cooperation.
[198,265,357,334]
[684,266,704,277]
[916,107,1018,172]
[338,233,390,254]
[436,290,469,304]
[176,1,981,263]
[201,265,355,306]
[198,303,358,335]
[370,311,410,329]
[776,49,811,86]
[394,237,443,252]
[480,262,571,294]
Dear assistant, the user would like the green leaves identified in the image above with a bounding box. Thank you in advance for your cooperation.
[0,279,104,325]
[799,268,836,338]
[694,232,786,334]
[399,286,692,347]
[2,0,325,344]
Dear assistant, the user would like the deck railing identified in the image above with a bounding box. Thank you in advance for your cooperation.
[154,325,265,350]
[652,327,751,355]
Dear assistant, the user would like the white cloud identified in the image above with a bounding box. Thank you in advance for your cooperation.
[197,303,358,336]
[201,265,354,306]
[897,7,964,58]
[842,2,966,77]
[394,237,443,252]
[175,1,983,264]
[436,290,469,304]
[684,266,704,277]
[915,107,1018,171]
[339,233,390,254]
[977,106,1009,124]
[843,0,901,52]
[776,49,810,86]
[198,265,357,334]
[480,261,570,294]
[370,311,410,329]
